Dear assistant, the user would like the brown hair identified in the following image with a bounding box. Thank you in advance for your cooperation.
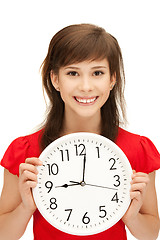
[40,23,126,150]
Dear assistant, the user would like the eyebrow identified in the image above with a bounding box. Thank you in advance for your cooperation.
[64,66,107,70]
[92,66,107,69]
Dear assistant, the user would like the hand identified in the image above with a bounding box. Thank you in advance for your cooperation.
[19,158,42,213]
[122,170,150,224]
[70,181,117,190]
[55,182,81,188]
[82,155,86,183]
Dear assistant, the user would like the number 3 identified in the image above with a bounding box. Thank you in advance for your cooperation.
[113,175,120,187]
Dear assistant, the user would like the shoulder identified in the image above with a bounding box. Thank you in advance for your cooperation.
[19,128,44,156]
[117,127,141,139]
[116,127,159,152]
[1,129,43,175]
[10,129,43,155]
[116,127,141,149]
[116,128,160,173]
[116,127,141,160]
[25,128,43,151]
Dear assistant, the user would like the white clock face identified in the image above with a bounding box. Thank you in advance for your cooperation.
[33,132,132,236]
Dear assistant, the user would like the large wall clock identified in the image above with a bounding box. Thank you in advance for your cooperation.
[33,132,132,235]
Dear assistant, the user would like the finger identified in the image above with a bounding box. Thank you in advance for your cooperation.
[19,171,38,187]
[21,170,38,183]
[131,172,149,182]
[132,172,148,178]
[131,176,150,184]
[25,180,37,189]
[25,158,42,166]
[19,163,39,176]
[130,191,141,201]
[130,182,147,192]
[19,158,42,175]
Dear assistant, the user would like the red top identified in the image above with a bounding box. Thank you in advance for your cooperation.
[1,128,160,240]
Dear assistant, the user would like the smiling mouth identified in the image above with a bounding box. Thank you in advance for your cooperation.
[74,96,98,104]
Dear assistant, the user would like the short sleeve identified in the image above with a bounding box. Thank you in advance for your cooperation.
[137,136,160,173]
[0,136,30,176]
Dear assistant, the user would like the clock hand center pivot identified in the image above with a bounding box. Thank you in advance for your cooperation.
[80,181,86,187]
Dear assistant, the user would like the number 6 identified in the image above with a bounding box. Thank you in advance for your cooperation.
[82,212,90,224]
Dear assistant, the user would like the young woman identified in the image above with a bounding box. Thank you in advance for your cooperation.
[0,24,160,240]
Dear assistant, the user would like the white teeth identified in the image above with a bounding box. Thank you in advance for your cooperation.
[75,97,96,103]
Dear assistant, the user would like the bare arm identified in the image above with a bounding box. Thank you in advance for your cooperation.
[122,171,160,240]
[0,158,42,240]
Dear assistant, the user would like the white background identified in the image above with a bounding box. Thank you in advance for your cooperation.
[0,0,160,239]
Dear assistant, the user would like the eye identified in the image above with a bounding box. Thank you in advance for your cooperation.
[93,71,104,76]
[67,71,79,76]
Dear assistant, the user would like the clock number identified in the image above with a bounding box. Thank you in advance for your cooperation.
[111,192,119,203]
[113,175,121,187]
[99,206,107,218]
[60,149,69,161]
[96,147,100,158]
[75,144,86,156]
[65,209,72,221]
[47,163,59,175]
[109,158,117,170]
[82,212,90,224]
[45,181,53,193]
[50,197,57,210]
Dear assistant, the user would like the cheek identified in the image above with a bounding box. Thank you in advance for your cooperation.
[99,83,111,106]
[58,85,71,103]
[101,82,111,97]
[58,80,77,99]
[103,90,110,103]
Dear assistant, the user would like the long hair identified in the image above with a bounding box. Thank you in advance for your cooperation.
[40,24,126,150]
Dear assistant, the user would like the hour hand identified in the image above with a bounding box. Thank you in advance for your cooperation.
[55,182,81,188]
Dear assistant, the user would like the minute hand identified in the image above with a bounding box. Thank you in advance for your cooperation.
[70,181,117,190]
[85,183,117,190]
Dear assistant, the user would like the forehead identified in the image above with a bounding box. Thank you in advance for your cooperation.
[62,59,109,70]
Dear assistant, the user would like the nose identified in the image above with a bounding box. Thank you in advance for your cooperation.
[78,76,94,92]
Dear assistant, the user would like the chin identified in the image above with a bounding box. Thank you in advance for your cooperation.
[75,109,100,119]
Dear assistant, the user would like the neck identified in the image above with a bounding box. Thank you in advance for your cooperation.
[61,113,102,137]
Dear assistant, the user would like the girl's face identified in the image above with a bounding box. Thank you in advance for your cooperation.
[51,59,116,120]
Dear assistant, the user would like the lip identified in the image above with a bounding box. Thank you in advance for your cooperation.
[73,96,98,105]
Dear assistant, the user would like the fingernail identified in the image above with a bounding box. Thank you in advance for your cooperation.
[39,160,43,165]
[131,174,135,179]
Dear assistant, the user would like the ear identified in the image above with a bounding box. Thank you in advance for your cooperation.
[110,72,116,90]
[50,70,60,91]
